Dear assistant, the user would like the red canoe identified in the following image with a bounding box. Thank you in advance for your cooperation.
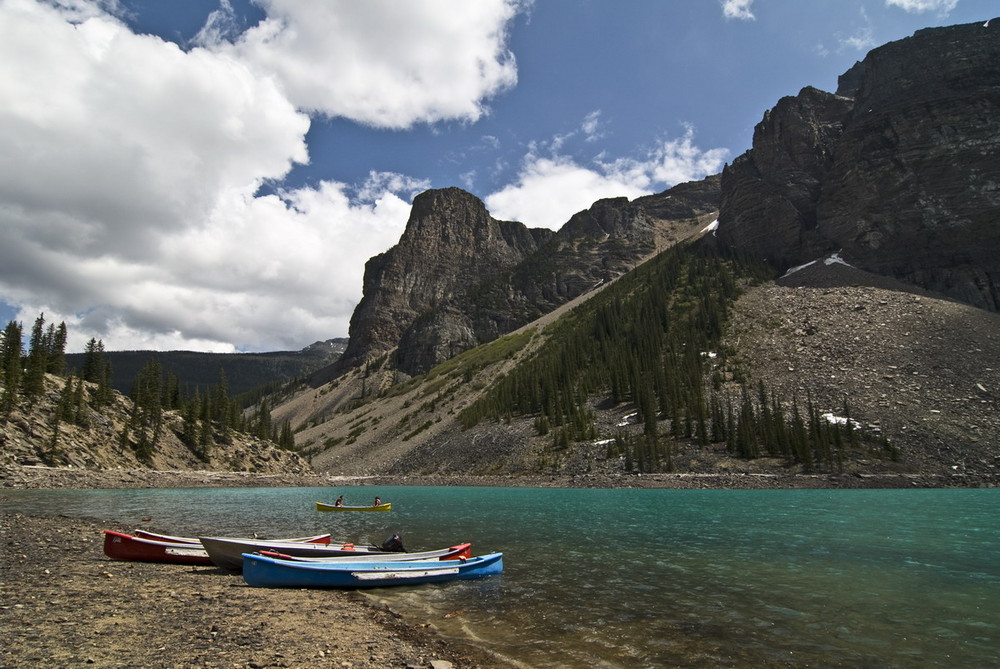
[103,531,332,564]
[103,530,214,565]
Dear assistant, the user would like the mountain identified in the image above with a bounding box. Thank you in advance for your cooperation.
[272,19,1000,485]
[312,177,719,385]
[65,339,347,397]
[718,19,1000,311]
[6,20,998,486]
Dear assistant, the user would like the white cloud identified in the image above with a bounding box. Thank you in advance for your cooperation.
[0,0,505,352]
[485,152,648,229]
[8,174,420,353]
[721,0,755,21]
[213,0,523,129]
[485,126,728,230]
[581,111,604,142]
[884,0,959,15]
[839,8,877,51]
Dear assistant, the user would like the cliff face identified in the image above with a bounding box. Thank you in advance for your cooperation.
[719,87,853,264]
[330,177,719,378]
[334,187,551,376]
[719,19,1000,311]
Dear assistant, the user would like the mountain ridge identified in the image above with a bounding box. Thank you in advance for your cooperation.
[4,19,999,486]
[276,19,1000,482]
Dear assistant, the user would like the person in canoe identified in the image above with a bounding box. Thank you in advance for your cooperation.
[373,496,382,507]
[334,495,344,507]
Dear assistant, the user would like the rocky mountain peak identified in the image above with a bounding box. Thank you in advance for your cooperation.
[403,187,543,261]
[327,188,550,377]
[311,177,720,387]
[718,19,1000,311]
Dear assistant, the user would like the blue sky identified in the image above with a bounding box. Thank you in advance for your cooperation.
[0,0,993,352]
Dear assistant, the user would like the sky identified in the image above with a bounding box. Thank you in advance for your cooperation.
[0,0,994,353]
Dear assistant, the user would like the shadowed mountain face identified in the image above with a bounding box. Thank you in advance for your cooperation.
[329,187,553,378]
[282,19,1000,483]
[328,20,1000,388]
[322,178,720,380]
[718,19,1000,311]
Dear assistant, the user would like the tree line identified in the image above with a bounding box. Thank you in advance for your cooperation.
[0,314,294,464]
[459,243,892,472]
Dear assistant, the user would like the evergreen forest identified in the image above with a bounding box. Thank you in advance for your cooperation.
[0,314,295,465]
[459,243,896,472]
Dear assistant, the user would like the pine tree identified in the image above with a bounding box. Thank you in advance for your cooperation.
[182,391,200,451]
[57,375,76,422]
[82,338,105,383]
[46,322,68,375]
[23,314,48,402]
[213,369,231,441]
[255,399,273,440]
[278,419,295,450]
[1,320,24,416]
[72,376,87,426]
[129,357,163,461]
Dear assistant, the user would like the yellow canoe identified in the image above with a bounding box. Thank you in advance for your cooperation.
[316,501,392,512]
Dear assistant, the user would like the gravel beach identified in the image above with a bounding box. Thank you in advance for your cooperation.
[0,509,510,669]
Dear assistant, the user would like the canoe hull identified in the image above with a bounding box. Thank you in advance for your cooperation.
[103,530,213,565]
[258,543,473,563]
[200,536,403,571]
[316,501,391,512]
[242,552,504,588]
[104,531,334,565]
[133,530,331,545]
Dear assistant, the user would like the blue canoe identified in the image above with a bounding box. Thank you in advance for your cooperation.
[241,551,503,588]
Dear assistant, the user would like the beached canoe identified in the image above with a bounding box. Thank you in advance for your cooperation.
[103,531,333,564]
[257,542,473,563]
[103,530,214,565]
[132,529,201,544]
[133,530,332,545]
[316,501,392,512]
[242,551,504,588]
[200,534,406,571]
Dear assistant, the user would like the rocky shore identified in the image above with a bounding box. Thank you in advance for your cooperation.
[0,509,509,669]
[2,462,995,491]
[3,464,995,669]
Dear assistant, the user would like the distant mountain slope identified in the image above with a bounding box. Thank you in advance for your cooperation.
[0,373,312,476]
[66,339,346,396]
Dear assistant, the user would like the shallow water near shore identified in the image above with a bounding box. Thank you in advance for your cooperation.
[5,485,998,667]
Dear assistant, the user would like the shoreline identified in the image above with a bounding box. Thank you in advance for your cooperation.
[2,463,995,491]
[0,509,512,669]
[3,464,994,668]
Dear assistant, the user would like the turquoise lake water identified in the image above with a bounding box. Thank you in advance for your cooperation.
[3,485,998,667]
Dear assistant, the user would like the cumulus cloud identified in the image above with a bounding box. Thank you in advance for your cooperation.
[721,0,755,21]
[884,0,959,15]
[211,0,522,129]
[7,173,424,353]
[485,126,728,230]
[0,0,517,352]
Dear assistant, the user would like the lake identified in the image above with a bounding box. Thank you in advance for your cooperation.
[4,485,998,667]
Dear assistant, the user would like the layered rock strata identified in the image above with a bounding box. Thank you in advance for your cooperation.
[719,19,1000,311]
